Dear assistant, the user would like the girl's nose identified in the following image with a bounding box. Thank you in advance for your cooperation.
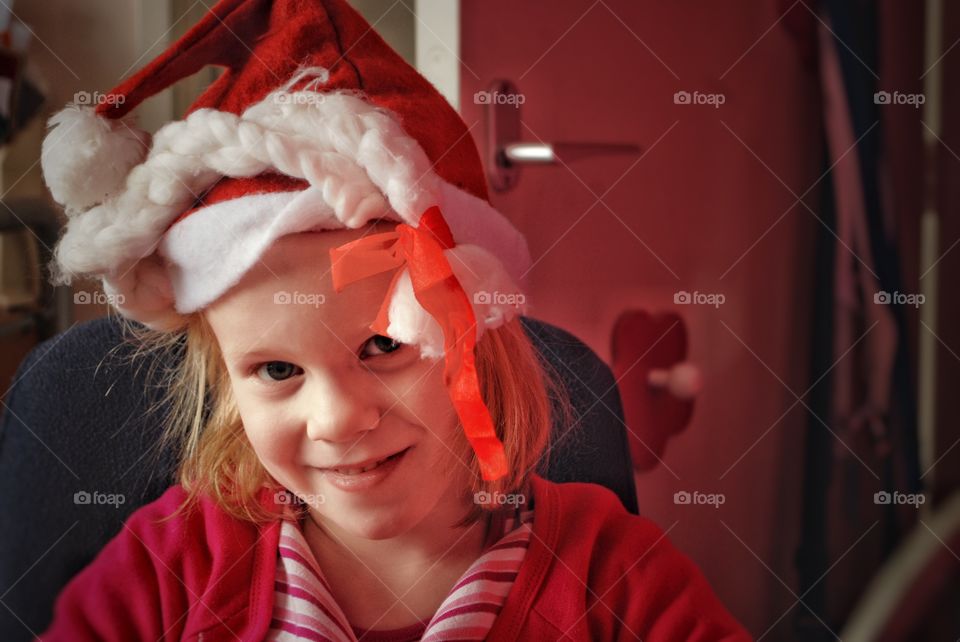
[304,373,382,443]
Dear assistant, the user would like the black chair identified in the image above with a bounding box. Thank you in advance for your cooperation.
[0,314,637,641]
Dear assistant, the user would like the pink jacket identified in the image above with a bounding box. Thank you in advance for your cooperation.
[38,475,752,641]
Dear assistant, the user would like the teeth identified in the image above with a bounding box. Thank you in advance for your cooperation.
[332,454,392,475]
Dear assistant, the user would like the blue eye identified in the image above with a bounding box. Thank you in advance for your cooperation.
[255,361,303,382]
[361,334,403,358]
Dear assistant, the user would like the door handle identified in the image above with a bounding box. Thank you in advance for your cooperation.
[503,142,643,165]
[611,310,700,472]
[482,79,642,192]
[648,362,703,400]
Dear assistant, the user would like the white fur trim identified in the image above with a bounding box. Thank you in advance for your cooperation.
[158,187,391,313]
[437,180,532,287]
[155,183,534,319]
[154,186,528,357]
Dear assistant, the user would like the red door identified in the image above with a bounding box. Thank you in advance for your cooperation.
[459,1,822,636]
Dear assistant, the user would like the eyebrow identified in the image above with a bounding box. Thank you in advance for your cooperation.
[224,323,379,363]
[224,348,283,364]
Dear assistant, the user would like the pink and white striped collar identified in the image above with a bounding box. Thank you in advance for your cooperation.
[266,492,535,641]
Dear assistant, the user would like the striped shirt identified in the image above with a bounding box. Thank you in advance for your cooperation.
[266,494,535,641]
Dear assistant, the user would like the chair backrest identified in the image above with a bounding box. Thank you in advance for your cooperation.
[0,314,637,640]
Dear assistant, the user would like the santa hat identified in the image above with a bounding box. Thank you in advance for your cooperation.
[40,0,532,481]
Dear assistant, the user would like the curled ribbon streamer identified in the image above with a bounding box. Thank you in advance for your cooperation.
[328,206,508,481]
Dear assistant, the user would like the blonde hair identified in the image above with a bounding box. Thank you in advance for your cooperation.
[117,305,571,526]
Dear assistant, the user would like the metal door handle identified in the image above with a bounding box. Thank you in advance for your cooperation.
[483,79,641,192]
[503,142,643,165]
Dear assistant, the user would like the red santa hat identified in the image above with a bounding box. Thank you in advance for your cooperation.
[40,0,531,481]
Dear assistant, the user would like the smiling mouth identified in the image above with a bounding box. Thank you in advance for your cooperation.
[326,447,410,475]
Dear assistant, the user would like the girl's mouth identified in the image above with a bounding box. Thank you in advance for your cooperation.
[322,447,413,491]
[329,447,409,475]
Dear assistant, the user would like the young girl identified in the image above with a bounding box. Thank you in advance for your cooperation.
[37,0,751,640]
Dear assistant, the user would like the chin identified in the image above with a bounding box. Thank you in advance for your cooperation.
[332,501,422,540]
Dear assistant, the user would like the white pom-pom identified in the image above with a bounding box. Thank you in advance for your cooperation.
[381,245,530,362]
[41,105,150,212]
[385,269,445,359]
[445,244,529,332]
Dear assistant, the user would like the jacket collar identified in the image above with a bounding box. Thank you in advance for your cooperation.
[240,475,587,640]
[486,474,592,640]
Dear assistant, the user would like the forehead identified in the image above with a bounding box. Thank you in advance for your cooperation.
[204,222,398,353]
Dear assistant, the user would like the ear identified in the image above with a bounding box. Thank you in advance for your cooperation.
[102,254,186,332]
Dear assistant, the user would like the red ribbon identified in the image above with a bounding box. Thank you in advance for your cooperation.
[328,206,508,481]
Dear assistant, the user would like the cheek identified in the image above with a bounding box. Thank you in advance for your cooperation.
[232,386,300,466]
[389,362,462,460]
[392,361,458,431]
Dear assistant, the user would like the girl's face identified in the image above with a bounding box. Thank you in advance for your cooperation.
[204,225,475,540]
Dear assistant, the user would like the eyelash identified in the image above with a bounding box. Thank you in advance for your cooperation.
[249,335,403,382]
